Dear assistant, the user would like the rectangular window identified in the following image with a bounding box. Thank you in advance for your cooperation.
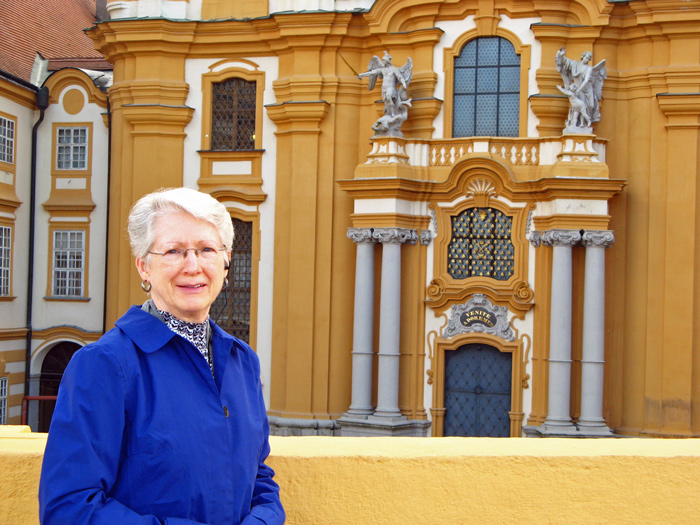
[56,127,88,170]
[52,230,85,297]
[0,116,15,164]
[0,376,7,425]
[211,78,257,151]
[0,226,10,296]
[210,218,252,342]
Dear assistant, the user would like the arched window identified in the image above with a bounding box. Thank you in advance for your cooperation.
[211,78,257,151]
[453,37,520,137]
[447,207,514,280]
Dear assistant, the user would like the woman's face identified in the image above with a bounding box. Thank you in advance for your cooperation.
[135,211,230,323]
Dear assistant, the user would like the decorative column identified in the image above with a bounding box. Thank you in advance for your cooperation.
[370,227,416,420]
[578,230,615,434]
[345,228,376,417]
[542,229,581,433]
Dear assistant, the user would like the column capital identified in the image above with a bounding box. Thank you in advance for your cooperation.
[540,229,581,247]
[581,230,615,248]
[420,230,433,245]
[529,230,542,247]
[373,227,417,245]
[347,227,374,244]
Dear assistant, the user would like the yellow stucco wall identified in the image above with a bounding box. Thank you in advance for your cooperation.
[3,426,700,524]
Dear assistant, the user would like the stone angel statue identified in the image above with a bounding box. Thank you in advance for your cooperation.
[358,51,413,137]
[555,47,606,133]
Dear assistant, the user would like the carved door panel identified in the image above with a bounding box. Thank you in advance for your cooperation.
[444,343,511,437]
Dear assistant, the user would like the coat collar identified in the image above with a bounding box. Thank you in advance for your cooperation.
[115,305,236,354]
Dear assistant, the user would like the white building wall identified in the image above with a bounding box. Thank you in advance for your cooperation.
[0,88,34,332]
[184,56,280,407]
[32,81,110,333]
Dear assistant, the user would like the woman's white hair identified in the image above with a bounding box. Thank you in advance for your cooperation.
[128,187,234,259]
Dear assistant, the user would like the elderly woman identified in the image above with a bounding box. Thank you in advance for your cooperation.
[39,188,285,524]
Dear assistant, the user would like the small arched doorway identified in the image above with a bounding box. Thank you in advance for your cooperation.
[444,343,512,437]
[39,341,81,432]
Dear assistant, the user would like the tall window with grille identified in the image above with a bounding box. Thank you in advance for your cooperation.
[448,207,514,280]
[453,37,520,137]
[211,218,253,342]
[211,78,257,151]
[56,126,88,170]
[52,230,85,297]
[0,376,7,425]
[0,226,10,296]
[0,115,15,164]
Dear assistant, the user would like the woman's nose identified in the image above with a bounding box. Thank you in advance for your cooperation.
[182,249,201,270]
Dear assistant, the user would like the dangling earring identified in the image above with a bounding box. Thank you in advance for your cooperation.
[222,277,229,289]
[141,280,152,293]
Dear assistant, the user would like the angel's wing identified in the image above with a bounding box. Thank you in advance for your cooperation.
[362,55,383,91]
[591,59,607,100]
[398,57,413,88]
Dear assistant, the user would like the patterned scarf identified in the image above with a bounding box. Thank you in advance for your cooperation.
[157,307,214,375]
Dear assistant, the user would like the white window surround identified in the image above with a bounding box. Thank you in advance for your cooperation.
[52,230,85,297]
[0,226,10,296]
[56,126,89,170]
[0,116,15,165]
[0,376,7,425]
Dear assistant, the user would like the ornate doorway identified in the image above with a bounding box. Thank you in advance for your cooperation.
[444,343,512,437]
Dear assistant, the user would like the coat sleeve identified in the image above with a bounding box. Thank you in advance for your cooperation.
[38,344,206,525]
[241,354,285,524]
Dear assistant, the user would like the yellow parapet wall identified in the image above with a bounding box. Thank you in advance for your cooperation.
[2,428,700,524]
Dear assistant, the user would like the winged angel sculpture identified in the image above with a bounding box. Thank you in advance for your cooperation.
[555,47,607,133]
[358,52,413,137]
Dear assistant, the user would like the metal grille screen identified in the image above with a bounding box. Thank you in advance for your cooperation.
[211,78,256,151]
[448,207,514,280]
[211,218,252,342]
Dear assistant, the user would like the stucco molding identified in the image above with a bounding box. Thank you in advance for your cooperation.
[442,293,515,342]
[581,230,614,248]
[372,227,417,245]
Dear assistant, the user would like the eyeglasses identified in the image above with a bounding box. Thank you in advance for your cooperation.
[148,246,226,264]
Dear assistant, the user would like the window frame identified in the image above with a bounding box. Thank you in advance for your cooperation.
[0,113,16,166]
[452,37,521,138]
[55,125,89,170]
[201,60,265,152]
[49,228,88,300]
[443,29,530,139]
[51,123,93,177]
[210,77,258,152]
[0,376,7,425]
[0,224,11,297]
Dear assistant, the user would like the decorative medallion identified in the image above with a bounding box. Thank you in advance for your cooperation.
[442,293,515,341]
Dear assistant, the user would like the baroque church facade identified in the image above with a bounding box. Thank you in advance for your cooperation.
[1,0,699,438]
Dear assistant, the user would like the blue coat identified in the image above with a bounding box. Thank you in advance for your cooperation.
[39,305,285,524]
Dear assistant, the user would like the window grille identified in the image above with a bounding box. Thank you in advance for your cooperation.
[0,226,10,296]
[211,78,257,151]
[0,376,7,425]
[211,218,252,342]
[52,230,84,297]
[0,116,15,164]
[56,127,88,170]
[448,207,514,280]
[453,37,520,137]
